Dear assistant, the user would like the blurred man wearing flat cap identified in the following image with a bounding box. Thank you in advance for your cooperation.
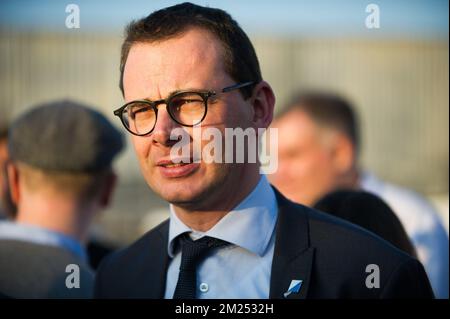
[0,100,124,298]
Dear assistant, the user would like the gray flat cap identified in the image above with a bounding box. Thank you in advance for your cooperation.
[8,99,124,173]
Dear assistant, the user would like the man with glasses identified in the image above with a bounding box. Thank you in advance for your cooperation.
[95,3,433,299]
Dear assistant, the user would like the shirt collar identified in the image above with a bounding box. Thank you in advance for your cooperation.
[168,175,278,258]
[0,221,88,262]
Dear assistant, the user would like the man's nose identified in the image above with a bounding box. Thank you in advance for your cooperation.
[151,105,180,146]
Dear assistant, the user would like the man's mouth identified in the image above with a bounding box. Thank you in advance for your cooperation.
[159,162,189,168]
[156,159,200,178]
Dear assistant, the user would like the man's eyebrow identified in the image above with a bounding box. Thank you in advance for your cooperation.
[169,87,213,96]
[139,87,215,102]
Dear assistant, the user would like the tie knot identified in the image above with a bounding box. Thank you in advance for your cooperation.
[178,234,227,271]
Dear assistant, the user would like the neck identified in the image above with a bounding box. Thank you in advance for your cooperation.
[172,165,261,232]
[15,193,94,243]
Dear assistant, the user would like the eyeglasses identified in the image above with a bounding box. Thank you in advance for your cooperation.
[113,81,254,136]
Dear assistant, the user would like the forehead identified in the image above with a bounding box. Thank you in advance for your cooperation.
[123,28,228,101]
[273,110,322,149]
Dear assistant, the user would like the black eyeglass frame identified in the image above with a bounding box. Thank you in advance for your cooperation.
[113,81,255,136]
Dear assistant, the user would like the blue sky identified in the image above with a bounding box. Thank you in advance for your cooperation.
[0,0,448,38]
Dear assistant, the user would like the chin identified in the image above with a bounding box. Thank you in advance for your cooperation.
[146,163,230,208]
[154,180,207,206]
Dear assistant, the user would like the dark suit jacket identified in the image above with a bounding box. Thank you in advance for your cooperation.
[0,240,94,299]
[95,189,434,299]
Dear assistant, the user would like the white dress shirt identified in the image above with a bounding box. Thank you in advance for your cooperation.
[164,175,278,299]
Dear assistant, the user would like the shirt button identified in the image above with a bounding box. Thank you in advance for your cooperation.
[199,283,209,293]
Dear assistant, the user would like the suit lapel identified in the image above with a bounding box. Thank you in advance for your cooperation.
[269,188,315,299]
[142,221,171,298]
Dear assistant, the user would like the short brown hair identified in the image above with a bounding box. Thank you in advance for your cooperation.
[279,92,360,151]
[17,162,111,202]
[119,2,261,98]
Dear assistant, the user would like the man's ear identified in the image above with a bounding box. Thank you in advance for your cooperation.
[99,172,117,208]
[6,162,20,205]
[330,134,355,175]
[249,80,276,131]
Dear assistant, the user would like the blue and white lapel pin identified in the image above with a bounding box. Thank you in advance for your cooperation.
[283,279,303,298]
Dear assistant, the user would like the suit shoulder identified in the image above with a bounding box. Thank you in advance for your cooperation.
[307,205,412,261]
[280,199,414,267]
[279,202,433,298]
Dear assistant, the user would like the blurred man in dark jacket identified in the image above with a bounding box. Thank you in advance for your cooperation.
[0,100,124,298]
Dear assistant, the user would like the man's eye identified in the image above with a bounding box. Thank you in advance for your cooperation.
[172,99,202,110]
[129,105,151,118]
[183,99,202,104]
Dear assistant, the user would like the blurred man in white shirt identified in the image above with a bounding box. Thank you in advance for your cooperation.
[270,91,449,298]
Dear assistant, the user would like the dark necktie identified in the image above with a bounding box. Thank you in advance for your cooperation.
[173,234,228,299]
